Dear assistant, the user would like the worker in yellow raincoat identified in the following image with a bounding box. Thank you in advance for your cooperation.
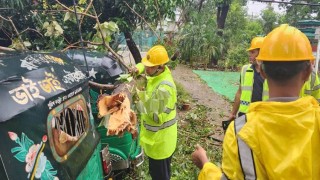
[192,24,320,179]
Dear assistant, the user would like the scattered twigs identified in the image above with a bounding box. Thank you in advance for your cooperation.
[204,133,223,143]
[123,1,160,41]
[179,130,222,146]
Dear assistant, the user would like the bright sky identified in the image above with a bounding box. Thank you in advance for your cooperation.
[246,1,286,16]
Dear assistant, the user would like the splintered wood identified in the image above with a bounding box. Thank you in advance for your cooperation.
[98,92,137,136]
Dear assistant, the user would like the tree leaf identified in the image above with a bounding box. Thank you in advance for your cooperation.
[23,41,31,47]
[79,0,87,5]
[107,21,119,32]
[42,21,49,29]
[64,12,71,22]
[54,23,64,34]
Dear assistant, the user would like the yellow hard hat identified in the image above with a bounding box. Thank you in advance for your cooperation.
[256,24,315,61]
[141,45,169,67]
[247,37,265,51]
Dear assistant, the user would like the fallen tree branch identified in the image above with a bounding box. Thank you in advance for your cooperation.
[20,27,43,37]
[80,0,93,25]
[62,45,97,51]
[89,81,116,90]
[62,40,103,51]
[55,0,130,71]
[0,46,16,52]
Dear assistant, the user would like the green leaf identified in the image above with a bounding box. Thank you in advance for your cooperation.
[104,35,111,43]
[42,22,49,29]
[107,21,119,32]
[127,76,133,82]
[54,23,64,34]
[64,12,71,22]
[79,0,86,5]
[191,113,198,120]
[101,22,108,29]
[23,41,31,47]
[93,23,98,29]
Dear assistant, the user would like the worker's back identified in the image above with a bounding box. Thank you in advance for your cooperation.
[238,96,320,179]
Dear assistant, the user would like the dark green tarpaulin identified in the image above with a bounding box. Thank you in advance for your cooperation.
[193,70,240,101]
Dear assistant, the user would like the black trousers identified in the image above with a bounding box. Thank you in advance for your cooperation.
[148,155,172,180]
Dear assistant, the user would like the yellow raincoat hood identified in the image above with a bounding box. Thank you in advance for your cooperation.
[239,96,320,179]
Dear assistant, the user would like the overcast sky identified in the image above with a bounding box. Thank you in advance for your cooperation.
[246,1,286,16]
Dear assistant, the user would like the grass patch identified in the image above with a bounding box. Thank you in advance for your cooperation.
[175,81,192,110]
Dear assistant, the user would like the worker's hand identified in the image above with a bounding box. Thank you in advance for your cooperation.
[191,144,209,169]
[129,67,139,76]
[226,114,236,121]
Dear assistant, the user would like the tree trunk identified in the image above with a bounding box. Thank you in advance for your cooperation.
[198,0,205,13]
[213,3,230,66]
[124,31,142,64]
[210,55,218,66]
[216,4,230,36]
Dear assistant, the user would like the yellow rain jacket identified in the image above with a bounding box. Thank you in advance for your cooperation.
[199,96,320,180]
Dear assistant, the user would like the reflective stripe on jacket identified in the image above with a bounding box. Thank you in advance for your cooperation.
[138,65,177,159]
[300,69,320,103]
[238,64,268,114]
[198,96,320,180]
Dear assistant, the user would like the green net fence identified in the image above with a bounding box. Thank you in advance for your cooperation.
[193,70,240,102]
